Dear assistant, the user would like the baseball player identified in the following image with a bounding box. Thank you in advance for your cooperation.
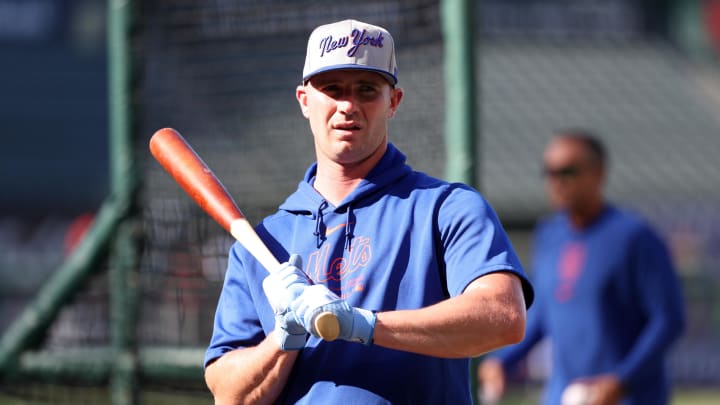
[204,19,534,404]
[479,131,686,405]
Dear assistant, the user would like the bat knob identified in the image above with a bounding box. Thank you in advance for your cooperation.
[314,312,340,341]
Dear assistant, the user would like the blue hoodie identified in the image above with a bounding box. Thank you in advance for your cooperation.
[205,143,534,404]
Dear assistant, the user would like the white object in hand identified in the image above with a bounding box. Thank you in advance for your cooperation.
[479,387,500,405]
[561,382,593,405]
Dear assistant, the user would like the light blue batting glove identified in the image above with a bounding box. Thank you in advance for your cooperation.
[262,254,313,350]
[273,311,307,350]
[262,254,312,314]
[290,284,376,345]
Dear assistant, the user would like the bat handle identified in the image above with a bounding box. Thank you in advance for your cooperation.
[230,220,340,341]
[314,311,340,341]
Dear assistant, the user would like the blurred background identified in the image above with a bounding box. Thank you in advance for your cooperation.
[0,0,718,403]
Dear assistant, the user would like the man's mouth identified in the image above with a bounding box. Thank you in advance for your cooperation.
[333,122,362,131]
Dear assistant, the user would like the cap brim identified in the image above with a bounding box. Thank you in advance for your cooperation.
[303,64,397,85]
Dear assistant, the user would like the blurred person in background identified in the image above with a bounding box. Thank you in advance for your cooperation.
[478,129,686,405]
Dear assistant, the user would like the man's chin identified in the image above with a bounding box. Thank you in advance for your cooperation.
[550,200,571,211]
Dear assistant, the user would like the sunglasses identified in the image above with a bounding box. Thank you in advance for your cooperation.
[542,165,585,178]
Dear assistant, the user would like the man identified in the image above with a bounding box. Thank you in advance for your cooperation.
[478,130,686,405]
[203,19,534,404]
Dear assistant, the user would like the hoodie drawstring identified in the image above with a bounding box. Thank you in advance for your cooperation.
[313,200,355,251]
[313,200,329,248]
[344,205,354,251]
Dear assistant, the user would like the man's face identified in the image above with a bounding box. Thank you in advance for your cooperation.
[296,69,403,168]
[542,137,604,211]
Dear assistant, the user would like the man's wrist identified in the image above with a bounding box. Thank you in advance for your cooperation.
[350,308,376,345]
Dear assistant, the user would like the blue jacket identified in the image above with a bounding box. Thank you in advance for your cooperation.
[205,143,533,404]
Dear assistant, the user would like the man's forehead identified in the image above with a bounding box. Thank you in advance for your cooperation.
[545,138,589,162]
[308,69,391,85]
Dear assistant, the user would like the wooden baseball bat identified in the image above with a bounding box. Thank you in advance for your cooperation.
[149,127,340,341]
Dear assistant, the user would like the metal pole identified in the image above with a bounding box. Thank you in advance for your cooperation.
[109,0,137,198]
[110,220,140,405]
[108,0,139,403]
[442,4,481,402]
[441,0,479,188]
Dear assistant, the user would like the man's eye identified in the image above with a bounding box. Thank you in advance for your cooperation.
[322,85,341,93]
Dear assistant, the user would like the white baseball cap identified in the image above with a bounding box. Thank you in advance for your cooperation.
[302,19,398,85]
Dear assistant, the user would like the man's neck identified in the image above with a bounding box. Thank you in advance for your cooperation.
[313,143,387,206]
[569,199,605,229]
[313,172,362,206]
[313,157,378,206]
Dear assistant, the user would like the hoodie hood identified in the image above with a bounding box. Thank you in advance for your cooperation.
[278,143,412,249]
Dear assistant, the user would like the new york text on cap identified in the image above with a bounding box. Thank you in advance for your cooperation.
[302,19,398,85]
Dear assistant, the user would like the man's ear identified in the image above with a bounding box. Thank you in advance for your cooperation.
[388,86,404,119]
[296,85,309,118]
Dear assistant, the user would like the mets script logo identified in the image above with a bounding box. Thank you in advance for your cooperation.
[305,235,371,298]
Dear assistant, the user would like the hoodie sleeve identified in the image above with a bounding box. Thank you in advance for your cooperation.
[437,184,534,308]
[614,225,686,388]
[204,243,267,367]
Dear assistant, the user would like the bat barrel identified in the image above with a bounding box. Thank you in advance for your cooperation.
[150,127,341,342]
[149,128,244,233]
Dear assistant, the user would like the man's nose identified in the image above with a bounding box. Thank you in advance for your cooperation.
[336,93,358,115]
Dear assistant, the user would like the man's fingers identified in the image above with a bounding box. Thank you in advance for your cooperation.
[288,253,303,269]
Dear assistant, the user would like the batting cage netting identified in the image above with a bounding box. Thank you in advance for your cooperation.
[1,0,719,403]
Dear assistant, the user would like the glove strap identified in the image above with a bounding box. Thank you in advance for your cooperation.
[351,308,377,345]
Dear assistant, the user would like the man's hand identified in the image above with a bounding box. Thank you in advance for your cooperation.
[263,254,312,312]
[262,254,313,350]
[563,374,624,405]
[291,284,376,345]
[272,311,307,350]
[478,357,506,404]
[585,374,624,405]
